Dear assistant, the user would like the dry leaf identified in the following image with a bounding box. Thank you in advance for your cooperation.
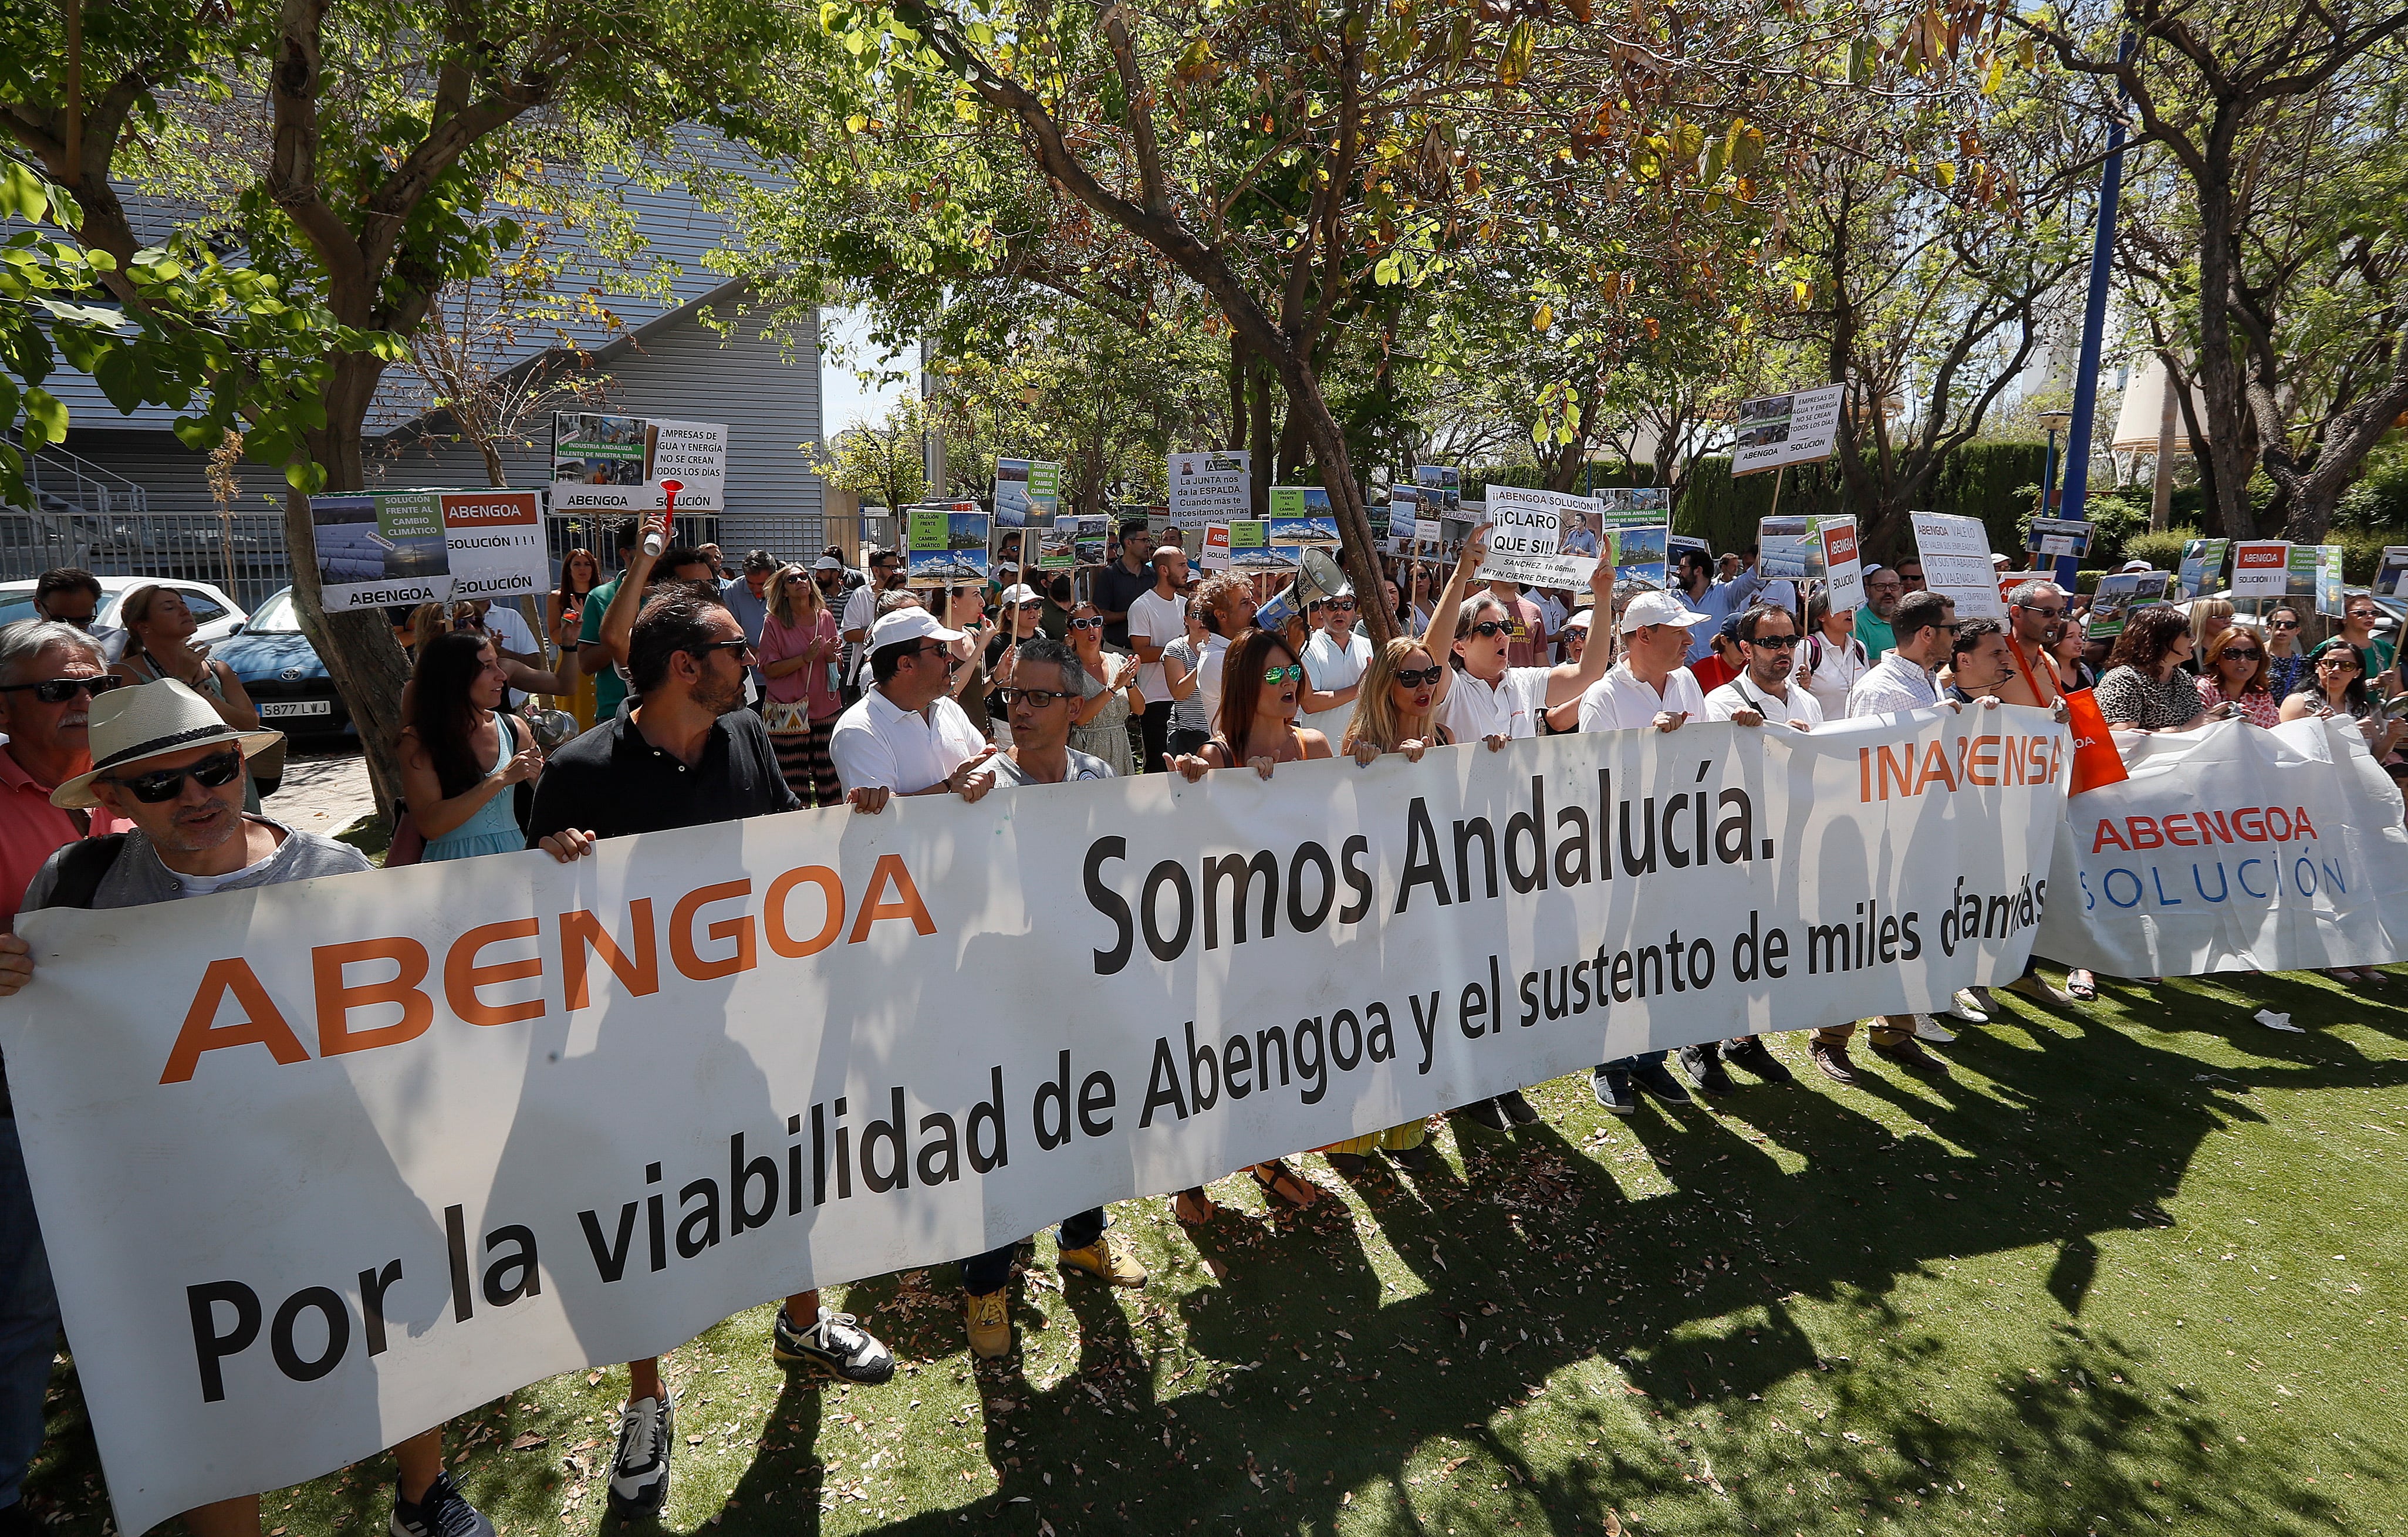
[509,1432,549,1451]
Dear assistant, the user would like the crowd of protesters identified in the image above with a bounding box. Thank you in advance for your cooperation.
[0,514,2399,1537]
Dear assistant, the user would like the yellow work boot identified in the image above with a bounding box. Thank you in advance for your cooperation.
[964,1288,1012,1359]
[1058,1232,1147,1288]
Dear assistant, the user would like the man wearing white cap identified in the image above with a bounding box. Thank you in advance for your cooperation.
[1572,589,1714,1113]
[0,680,497,1537]
[829,607,997,811]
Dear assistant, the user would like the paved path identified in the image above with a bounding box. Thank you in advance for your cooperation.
[268,746,376,836]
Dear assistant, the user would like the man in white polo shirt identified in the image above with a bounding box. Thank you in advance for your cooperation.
[1575,587,1711,1114]
[1440,535,1615,750]
[830,608,996,810]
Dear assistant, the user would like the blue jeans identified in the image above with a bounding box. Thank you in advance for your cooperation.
[0,1114,59,1508]
[960,1208,1106,1295]
[1599,1050,1668,1074]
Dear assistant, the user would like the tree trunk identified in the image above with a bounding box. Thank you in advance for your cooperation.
[287,347,414,825]
[1248,361,1274,517]
[1227,333,1249,453]
[1274,355,1396,648]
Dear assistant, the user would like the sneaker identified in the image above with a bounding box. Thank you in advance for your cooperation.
[2004,972,2077,1008]
[1454,1096,1510,1132]
[1387,1140,1434,1174]
[1912,1014,1957,1045]
[775,1305,896,1384]
[1676,1043,1735,1096]
[1945,988,1990,1023]
[1628,1059,1693,1105]
[606,1395,673,1521]
[1590,1066,1636,1114]
[964,1288,1012,1359]
[1808,1040,1859,1086]
[391,1472,493,1537]
[1495,1087,1541,1125]
[1870,1036,1946,1075]
[1720,1037,1794,1085]
[1059,1232,1146,1287]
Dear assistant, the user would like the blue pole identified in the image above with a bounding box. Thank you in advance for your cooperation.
[2059,36,2133,528]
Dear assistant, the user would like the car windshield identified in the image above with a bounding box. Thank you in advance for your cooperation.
[0,595,38,629]
[247,590,302,631]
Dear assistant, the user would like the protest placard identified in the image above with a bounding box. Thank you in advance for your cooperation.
[1609,525,1669,590]
[1224,521,1291,574]
[1267,486,1340,545]
[1473,486,1600,589]
[1731,384,1845,476]
[436,491,549,605]
[2177,538,2230,600]
[992,459,1061,529]
[1907,510,2007,619]
[2026,518,2093,560]
[1168,451,1250,526]
[2378,546,2408,598]
[310,491,451,613]
[906,508,991,587]
[551,414,727,513]
[1200,523,1233,571]
[1819,517,1866,611]
[2230,541,2290,598]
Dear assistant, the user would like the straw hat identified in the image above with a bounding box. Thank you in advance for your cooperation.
[52,678,283,809]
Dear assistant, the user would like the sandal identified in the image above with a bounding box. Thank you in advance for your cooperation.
[1172,1187,1217,1225]
[1250,1160,1320,1209]
[2066,969,2098,1001]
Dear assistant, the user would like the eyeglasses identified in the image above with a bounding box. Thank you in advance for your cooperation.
[1746,634,1802,649]
[1468,620,1509,638]
[2015,603,2068,619]
[104,749,244,804]
[1393,665,1443,687]
[0,675,123,704]
[1069,617,1105,631]
[994,687,1072,708]
[1263,663,1305,684]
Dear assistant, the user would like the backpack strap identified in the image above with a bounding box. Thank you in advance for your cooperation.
[46,832,129,911]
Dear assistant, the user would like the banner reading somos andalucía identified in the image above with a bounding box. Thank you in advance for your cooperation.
[2,710,2064,1532]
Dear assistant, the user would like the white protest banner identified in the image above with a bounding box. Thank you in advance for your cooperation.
[437,491,548,604]
[551,414,728,514]
[4,712,2062,1533]
[1474,485,1599,589]
[309,491,451,613]
[2230,541,2289,598]
[1168,451,1249,526]
[1731,384,1845,477]
[1907,511,2006,619]
[1819,517,1865,612]
[2034,718,2408,977]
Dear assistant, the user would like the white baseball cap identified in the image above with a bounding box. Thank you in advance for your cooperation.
[812,555,845,572]
[997,584,1041,606]
[2119,559,2153,573]
[868,607,965,652]
[1618,589,1710,635]
[1565,609,1595,629]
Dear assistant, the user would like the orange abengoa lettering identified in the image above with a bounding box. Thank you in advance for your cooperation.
[765,866,845,957]
[160,957,310,1084]
[560,899,659,1010]
[671,880,757,981]
[447,918,545,1026]
[848,853,936,944]
[314,937,435,1058]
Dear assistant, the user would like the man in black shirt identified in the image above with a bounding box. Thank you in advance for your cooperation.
[525,584,894,1522]
[1092,521,1156,648]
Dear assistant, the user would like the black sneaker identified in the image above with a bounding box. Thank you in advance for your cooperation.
[1495,1088,1541,1125]
[1387,1140,1434,1174]
[1454,1097,1510,1132]
[1590,1066,1635,1114]
[1720,1036,1794,1084]
[607,1395,673,1521]
[775,1305,896,1384]
[1628,1059,1693,1105]
[1675,1043,1735,1096]
[391,1472,493,1537]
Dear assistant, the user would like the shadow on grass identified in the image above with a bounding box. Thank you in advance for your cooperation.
[28,979,2408,1536]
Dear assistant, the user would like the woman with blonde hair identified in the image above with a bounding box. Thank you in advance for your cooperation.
[551,548,605,728]
[111,583,262,735]
[2185,597,2235,674]
[756,563,843,805]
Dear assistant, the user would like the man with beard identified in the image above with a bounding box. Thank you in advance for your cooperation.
[526,584,897,1521]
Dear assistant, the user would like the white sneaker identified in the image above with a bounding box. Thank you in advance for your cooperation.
[1945,988,1990,1023]
[1912,1014,1957,1044]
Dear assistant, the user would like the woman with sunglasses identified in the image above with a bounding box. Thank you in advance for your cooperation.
[2093,607,2211,734]
[2282,641,2406,982]
[1157,597,1213,760]
[1442,531,1615,748]
[2262,606,2312,700]
[398,631,545,862]
[756,564,844,806]
[1064,600,1144,775]
[2194,627,2279,727]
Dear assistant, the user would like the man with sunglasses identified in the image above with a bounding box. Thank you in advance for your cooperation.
[1126,544,1191,771]
[1993,580,2070,711]
[0,679,501,1537]
[830,607,996,814]
[528,585,897,1518]
[1298,587,1372,741]
[1846,591,1955,718]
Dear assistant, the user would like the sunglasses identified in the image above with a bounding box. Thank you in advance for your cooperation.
[688,639,756,660]
[1746,634,1802,650]
[1393,665,1444,687]
[2221,648,2263,661]
[1069,617,1105,631]
[2269,619,2302,629]
[104,749,244,803]
[1468,620,1509,638]
[1263,663,1305,684]
[994,687,1072,708]
[2319,655,2362,670]
[0,675,124,703]
[2015,603,2068,618]
[1322,599,1356,612]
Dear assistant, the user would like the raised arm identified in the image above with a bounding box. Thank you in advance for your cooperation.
[1418,527,1490,714]
[1544,557,1617,707]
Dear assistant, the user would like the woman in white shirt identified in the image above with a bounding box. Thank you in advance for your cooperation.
[1798,591,1871,721]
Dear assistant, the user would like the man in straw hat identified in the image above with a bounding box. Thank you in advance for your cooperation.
[0,677,496,1537]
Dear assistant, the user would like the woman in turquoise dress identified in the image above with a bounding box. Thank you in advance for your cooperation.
[398,630,545,862]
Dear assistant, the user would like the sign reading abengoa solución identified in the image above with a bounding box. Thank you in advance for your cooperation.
[3,711,2059,1532]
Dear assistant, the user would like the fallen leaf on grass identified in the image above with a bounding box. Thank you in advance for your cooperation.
[509,1432,549,1451]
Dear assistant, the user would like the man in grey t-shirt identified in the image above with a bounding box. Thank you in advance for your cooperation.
[0,680,493,1537]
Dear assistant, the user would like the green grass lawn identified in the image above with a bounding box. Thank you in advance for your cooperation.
[28,966,2408,1535]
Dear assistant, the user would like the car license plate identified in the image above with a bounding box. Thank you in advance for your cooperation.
[258,700,332,718]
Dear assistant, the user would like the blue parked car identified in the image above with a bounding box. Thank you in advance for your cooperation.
[213,587,356,746]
